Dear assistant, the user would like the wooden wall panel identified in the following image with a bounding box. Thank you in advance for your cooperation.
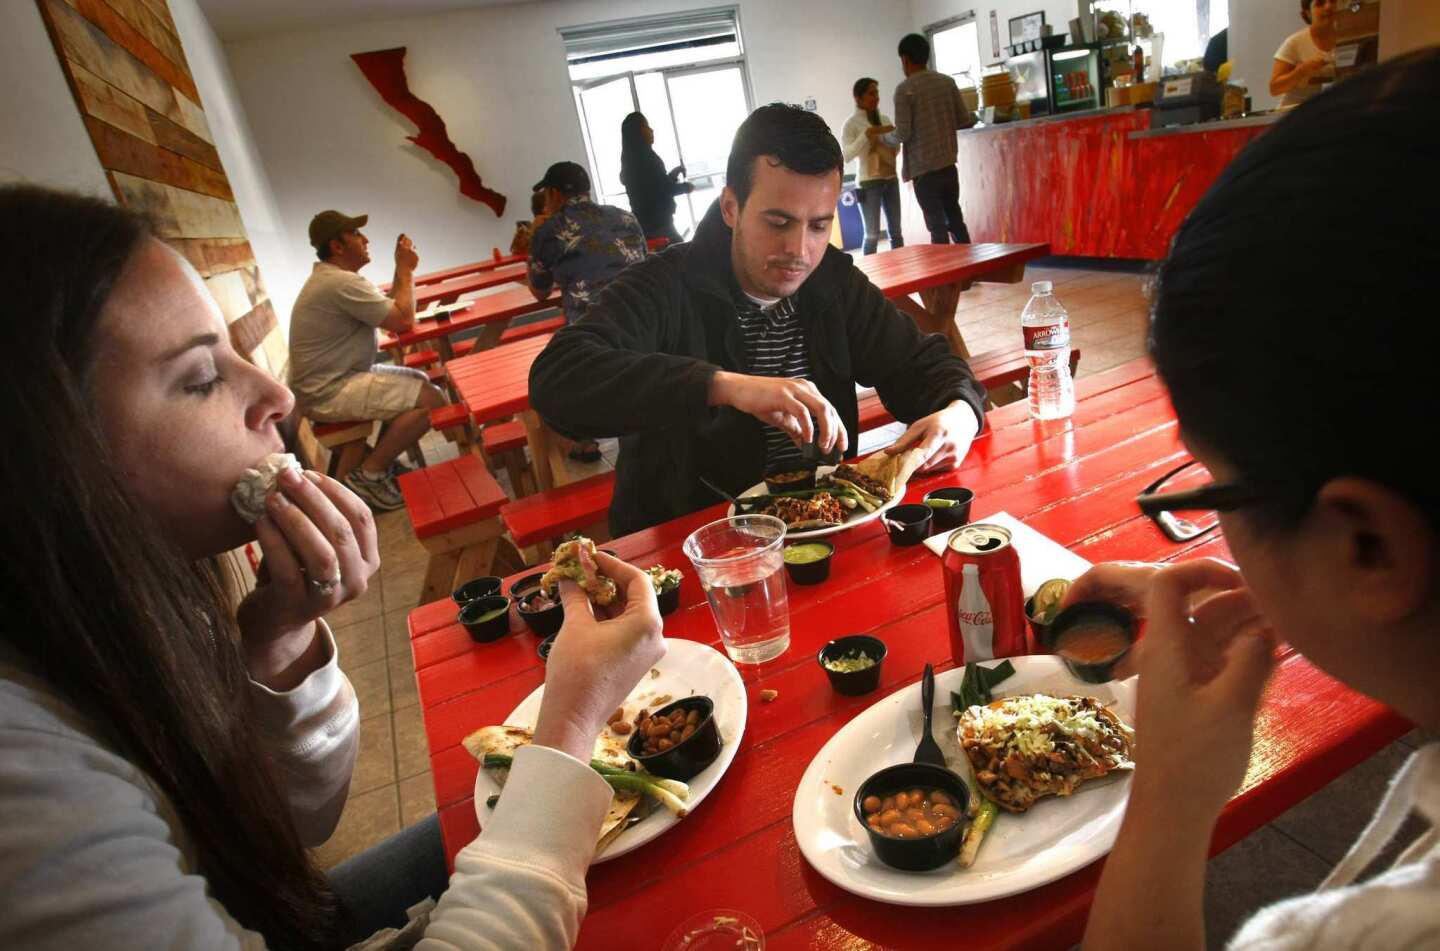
[37,0,287,367]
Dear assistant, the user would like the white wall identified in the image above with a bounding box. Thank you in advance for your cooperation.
[0,0,111,194]
[1226,0,1298,111]
[222,0,915,283]
[912,0,1080,66]
[169,0,307,335]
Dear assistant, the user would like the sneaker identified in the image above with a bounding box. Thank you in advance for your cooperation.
[345,468,405,512]
[388,459,416,478]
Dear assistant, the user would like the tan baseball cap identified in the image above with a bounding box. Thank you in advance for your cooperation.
[308,210,368,252]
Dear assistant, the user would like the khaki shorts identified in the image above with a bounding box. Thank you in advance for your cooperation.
[306,365,427,423]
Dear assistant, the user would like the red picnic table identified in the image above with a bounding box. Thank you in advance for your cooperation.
[415,263,528,310]
[445,334,571,491]
[382,251,526,292]
[380,284,558,361]
[855,243,1050,359]
[405,357,1409,950]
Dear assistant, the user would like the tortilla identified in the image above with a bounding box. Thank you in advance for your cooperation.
[463,724,644,850]
[230,452,301,523]
[851,446,928,499]
[541,537,618,606]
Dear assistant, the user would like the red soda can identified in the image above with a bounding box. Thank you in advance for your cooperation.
[942,523,1030,663]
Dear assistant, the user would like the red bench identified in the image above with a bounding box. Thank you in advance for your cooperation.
[500,316,564,344]
[310,419,374,480]
[481,420,533,497]
[429,403,472,448]
[401,349,441,371]
[398,454,516,605]
[499,470,615,562]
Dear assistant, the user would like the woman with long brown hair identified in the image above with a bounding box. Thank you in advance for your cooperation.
[0,185,664,948]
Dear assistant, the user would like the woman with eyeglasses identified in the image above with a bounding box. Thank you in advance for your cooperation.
[1079,51,1440,950]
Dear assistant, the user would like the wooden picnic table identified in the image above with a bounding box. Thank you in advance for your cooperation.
[382,251,525,293]
[406,358,1409,950]
[857,243,1050,358]
[415,263,528,310]
[445,334,571,491]
[380,284,557,361]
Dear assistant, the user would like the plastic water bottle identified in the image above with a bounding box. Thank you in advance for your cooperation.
[1020,280,1075,420]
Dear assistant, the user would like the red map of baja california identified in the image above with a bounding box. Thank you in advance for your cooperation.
[351,47,507,216]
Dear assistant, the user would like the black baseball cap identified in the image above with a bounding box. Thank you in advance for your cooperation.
[532,162,591,196]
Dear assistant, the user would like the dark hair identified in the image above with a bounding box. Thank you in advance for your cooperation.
[898,33,930,67]
[316,237,337,262]
[1301,0,1313,23]
[724,103,844,207]
[530,189,547,216]
[1150,50,1440,529]
[852,76,877,100]
[621,111,649,154]
[0,186,342,947]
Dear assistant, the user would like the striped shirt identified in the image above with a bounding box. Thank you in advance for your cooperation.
[735,293,811,471]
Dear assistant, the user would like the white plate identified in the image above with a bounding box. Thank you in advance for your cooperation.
[727,464,904,540]
[474,639,747,862]
[792,656,1136,906]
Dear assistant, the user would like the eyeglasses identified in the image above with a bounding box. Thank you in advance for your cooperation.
[1135,460,1269,543]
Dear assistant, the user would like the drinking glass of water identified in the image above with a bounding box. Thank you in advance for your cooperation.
[682,515,790,664]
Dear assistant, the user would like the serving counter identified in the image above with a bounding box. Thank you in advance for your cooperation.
[955,107,1280,259]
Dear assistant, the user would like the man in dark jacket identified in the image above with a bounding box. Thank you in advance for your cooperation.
[530,104,986,536]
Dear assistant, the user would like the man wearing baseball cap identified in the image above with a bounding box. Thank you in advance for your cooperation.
[288,210,447,511]
[526,161,648,462]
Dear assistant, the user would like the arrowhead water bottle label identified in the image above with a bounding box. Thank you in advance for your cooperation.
[1023,322,1071,351]
[957,564,996,661]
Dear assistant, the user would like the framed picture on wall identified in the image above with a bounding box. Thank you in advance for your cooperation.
[1008,12,1045,45]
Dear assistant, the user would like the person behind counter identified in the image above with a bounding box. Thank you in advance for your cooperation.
[1270,0,1338,109]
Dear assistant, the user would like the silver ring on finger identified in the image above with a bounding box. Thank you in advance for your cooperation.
[308,574,340,597]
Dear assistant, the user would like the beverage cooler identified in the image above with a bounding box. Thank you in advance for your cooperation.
[1007,40,1132,117]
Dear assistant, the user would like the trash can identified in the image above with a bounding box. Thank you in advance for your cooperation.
[836,183,864,252]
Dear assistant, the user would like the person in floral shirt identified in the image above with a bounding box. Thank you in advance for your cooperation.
[527,161,648,461]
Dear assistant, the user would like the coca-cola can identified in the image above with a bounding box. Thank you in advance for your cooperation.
[942,523,1030,663]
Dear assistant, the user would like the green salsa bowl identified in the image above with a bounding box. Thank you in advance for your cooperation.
[783,540,834,585]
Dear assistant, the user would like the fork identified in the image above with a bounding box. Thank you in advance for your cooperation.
[914,663,947,767]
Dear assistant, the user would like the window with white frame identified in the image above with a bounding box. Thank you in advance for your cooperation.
[928,13,983,89]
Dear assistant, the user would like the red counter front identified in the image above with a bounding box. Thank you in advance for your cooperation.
[955,108,1275,259]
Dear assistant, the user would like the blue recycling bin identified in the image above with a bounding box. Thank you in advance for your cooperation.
[836,184,864,252]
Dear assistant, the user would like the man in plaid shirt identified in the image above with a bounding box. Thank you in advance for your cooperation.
[887,33,977,244]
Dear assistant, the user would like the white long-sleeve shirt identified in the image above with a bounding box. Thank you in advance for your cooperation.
[840,108,898,185]
[0,626,610,950]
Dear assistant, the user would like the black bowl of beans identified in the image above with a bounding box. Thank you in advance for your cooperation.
[626,696,721,781]
[854,762,971,871]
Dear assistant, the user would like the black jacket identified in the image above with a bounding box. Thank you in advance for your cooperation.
[529,202,987,536]
[620,148,686,238]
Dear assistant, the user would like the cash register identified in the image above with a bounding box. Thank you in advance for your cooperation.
[1150,71,1222,127]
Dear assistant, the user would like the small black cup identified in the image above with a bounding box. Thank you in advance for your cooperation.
[452,575,503,606]
[854,763,971,871]
[537,634,556,662]
[817,635,887,695]
[763,466,817,494]
[626,696,722,781]
[458,595,511,642]
[922,487,975,531]
[784,540,834,585]
[656,582,681,616]
[883,503,933,546]
[510,572,564,637]
[1042,601,1138,683]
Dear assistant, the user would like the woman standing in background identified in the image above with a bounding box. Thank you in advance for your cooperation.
[619,112,692,245]
[840,78,903,255]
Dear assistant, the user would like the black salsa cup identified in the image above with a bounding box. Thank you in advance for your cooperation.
[656,582,681,616]
[510,571,564,637]
[816,635,887,695]
[784,540,835,585]
[452,575,503,606]
[854,763,971,871]
[763,466,817,495]
[1042,601,1138,683]
[922,487,975,531]
[627,696,722,781]
[884,503,933,545]
[457,595,511,643]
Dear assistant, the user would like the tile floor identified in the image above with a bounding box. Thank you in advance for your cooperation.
[314,263,1433,948]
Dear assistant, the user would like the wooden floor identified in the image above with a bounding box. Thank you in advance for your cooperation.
[312,262,1433,950]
